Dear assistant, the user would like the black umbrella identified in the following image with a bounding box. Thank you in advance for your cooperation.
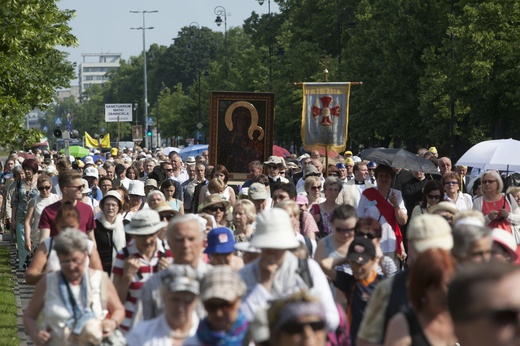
[359,148,439,174]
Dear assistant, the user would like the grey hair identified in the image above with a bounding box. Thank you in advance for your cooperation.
[323,176,343,192]
[146,190,165,204]
[167,213,205,238]
[452,224,491,260]
[53,228,89,256]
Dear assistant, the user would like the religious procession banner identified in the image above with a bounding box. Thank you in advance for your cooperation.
[84,131,111,148]
[301,82,351,152]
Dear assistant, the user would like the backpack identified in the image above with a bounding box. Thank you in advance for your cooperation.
[327,303,350,346]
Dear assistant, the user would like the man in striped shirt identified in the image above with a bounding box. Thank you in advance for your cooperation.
[112,210,172,332]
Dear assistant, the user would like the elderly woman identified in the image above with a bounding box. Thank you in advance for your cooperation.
[199,194,230,227]
[452,223,492,264]
[310,177,342,238]
[410,180,444,220]
[507,186,520,205]
[384,249,457,346]
[304,175,324,207]
[268,291,328,346]
[94,190,126,273]
[25,203,103,285]
[23,174,60,255]
[98,176,113,197]
[13,158,39,268]
[232,199,256,243]
[146,190,166,210]
[357,164,407,261]
[23,229,125,346]
[126,265,200,346]
[473,170,520,231]
[443,171,473,211]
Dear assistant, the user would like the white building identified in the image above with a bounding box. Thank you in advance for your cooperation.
[56,86,80,103]
[78,53,122,97]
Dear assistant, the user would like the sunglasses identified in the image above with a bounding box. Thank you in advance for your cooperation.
[160,213,176,221]
[356,232,377,239]
[328,173,339,177]
[66,185,85,191]
[268,165,281,169]
[368,168,375,171]
[281,320,326,334]
[444,181,458,185]
[38,186,51,191]
[482,180,496,184]
[164,168,173,172]
[206,205,226,212]
[204,301,234,313]
[427,194,441,200]
[336,227,356,234]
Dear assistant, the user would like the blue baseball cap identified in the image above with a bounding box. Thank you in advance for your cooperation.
[336,163,346,169]
[204,227,235,254]
[367,161,377,168]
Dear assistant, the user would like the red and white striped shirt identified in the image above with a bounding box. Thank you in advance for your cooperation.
[111,239,172,331]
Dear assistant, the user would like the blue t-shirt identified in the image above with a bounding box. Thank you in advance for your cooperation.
[333,270,383,346]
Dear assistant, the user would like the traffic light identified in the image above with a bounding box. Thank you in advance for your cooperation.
[147,127,152,137]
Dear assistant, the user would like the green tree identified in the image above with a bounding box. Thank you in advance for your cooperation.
[0,0,77,147]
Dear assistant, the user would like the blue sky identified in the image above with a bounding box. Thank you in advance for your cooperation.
[57,0,279,84]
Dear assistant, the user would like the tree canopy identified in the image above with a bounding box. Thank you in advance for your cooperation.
[44,0,519,156]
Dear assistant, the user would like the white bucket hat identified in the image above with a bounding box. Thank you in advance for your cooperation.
[250,208,300,250]
[81,179,91,194]
[125,209,167,236]
[128,180,145,197]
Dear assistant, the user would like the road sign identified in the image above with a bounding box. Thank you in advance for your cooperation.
[147,117,154,125]
[42,126,48,132]
[55,118,62,126]
[104,104,132,122]
[196,122,203,130]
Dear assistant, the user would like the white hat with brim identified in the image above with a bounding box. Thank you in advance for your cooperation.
[125,209,168,235]
[250,208,300,250]
[234,241,262,254]
[82,179,91,194]
[101,190,123,209]
[128,180,146,197]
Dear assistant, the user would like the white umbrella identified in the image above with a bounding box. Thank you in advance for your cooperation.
[456,138,520,172]
[163,147,180,156]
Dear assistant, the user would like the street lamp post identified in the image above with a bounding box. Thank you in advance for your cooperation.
[256,0,272,89]
[189,22,202,128]
[130,10,158,149]
[214,6,230,78]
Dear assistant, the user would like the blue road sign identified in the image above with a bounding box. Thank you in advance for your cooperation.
[55,118,62,126]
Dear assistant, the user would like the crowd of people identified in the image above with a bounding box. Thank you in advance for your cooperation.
[0,145,515,345]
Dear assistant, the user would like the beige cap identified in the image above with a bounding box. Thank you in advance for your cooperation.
[408,214,453,253]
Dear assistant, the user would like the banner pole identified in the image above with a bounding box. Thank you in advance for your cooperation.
[117,114,120,148]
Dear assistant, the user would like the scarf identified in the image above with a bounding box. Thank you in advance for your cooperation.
[97,213,126,258]
[58,271,96,335]
[196,311,248,346]
[362,187,403,255]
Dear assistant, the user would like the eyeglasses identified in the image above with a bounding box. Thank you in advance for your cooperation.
[59,255,87,267]
[427,194,441,200]
[100,184,112,188]
[206,205,226,212]
[37,186,51,191]
[356,232,377,239]
[444,181,458,185]
[311,186,321,190]
[336,227,356,233]
[482,180,496,184]
[66,185,84,191]
[281,320,326,334]
[204,301,234,313]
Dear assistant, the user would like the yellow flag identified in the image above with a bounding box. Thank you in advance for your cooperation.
[101,133,111,148]
[84,132,98,148]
